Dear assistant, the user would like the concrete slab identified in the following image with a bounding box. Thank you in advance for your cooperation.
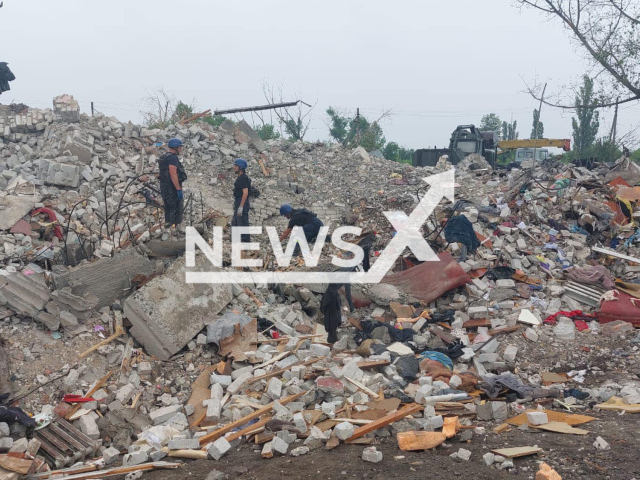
[0,194,38,231]
[52,249,156,309]
[124,257,233,360]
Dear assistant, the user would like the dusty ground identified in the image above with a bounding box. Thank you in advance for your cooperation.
[142,410,640,480]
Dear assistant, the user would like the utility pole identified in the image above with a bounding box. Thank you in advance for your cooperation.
[532,83,547,163]
[91,102,94,117]
[355,108,361,146]
[610,98,619,144]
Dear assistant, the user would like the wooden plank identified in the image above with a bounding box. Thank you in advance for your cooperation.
[593,246,640,264]
[342,377,380,399]
[187,364,217,428]
[325,433,339,450]
[397,431,446,451]
[224,415,273,443]
[246,358,321,385]
[463,318,492,329]
[65,371,112,420]
[493,423,511,434]
[198,392,304,445]
[78,327,124,359]
[357,360,391,370]
[346,404,421,442]
[533,421,589,435]
[491,446,542,458]
[366,398,401,413]
[488,325,521,336]
[595,397,640,413]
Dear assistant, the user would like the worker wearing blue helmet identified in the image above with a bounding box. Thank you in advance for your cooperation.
[279,204,324,254]
[158,138,187,227]
[232,158,251,243]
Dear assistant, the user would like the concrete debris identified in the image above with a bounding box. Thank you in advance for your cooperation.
[2,97,640,476]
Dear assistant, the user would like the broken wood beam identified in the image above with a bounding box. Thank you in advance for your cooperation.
[346,403,422,442]
[198,392,305,446]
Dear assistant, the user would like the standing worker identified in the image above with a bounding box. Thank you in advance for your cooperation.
[158,138,187,228]
[278,204,324,254]
[232,158,251,243]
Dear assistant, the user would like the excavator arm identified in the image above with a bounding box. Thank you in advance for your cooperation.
[498,139,571,151]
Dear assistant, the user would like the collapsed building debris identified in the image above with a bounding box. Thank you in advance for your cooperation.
[1,96,640,478]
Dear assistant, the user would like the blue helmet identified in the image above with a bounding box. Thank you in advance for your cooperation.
[280,204,293,216]
[234,158,248,170]
[168,138,183,149]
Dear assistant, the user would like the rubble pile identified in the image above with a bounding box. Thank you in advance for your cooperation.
[1,97,640,478]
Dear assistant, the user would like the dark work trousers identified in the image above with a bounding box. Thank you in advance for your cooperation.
[232,204,250,243]
[160,183,183,225]
[294,217,324,256]
[321,285,342,344]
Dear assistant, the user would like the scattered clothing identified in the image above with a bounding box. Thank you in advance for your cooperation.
[479,374,556,400]
[353,320,414,346]
[444,215,480,257]
[544,310,597,325]
[565,265,615,290]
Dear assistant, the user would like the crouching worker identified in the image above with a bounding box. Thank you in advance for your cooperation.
[278,204,324,255]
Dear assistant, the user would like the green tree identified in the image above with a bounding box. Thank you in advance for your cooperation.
[530,109,544,139]
[173,101,194,122]
[254,123,280,141]
[383,142,400,160]
[571,76,600,156]
[201,115,229,128]
[326,107,349,144]
[382,142,414,164]
[501,120,519,141]
[325,107,385,150]
[479,113,502,134]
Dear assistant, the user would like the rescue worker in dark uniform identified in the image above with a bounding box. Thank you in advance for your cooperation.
[278,204,324,250]
[232,158,251,243]
[158,138,186,227]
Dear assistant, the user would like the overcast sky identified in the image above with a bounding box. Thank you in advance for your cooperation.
[2,0,638,150]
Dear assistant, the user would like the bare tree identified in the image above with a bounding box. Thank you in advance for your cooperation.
[140,88,197,129]
[515,0,640,108]
[262,80,316,141]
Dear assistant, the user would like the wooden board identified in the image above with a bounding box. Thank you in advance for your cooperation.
[198,392,304,445]
[463,318,492,329]
[351,409,388,421]
[442,416,460,439]
[397,431,446,451]
[541,372,570,386]
[219,318,257,362]
[491,446,542,458]
[533,421,590,435]
[507,410,595,427]
[366,398,401,413]
[346,404,421,442]
[596,396,640,413]
[186,365,217,428]
[390,302,414,318]
[357,360,391,370]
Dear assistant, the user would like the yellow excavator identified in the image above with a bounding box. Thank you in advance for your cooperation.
[498,138,571,163]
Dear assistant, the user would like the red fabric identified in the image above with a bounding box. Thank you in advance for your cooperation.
[574,320,590,331]
[599,290,640,326]
[544,310,597,326]
[32,207,63,240]
[544,310,584,325]
[62,394,96,403]
[382,252,471,303]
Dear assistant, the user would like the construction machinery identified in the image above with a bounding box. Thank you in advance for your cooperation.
[413,124,571,169]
